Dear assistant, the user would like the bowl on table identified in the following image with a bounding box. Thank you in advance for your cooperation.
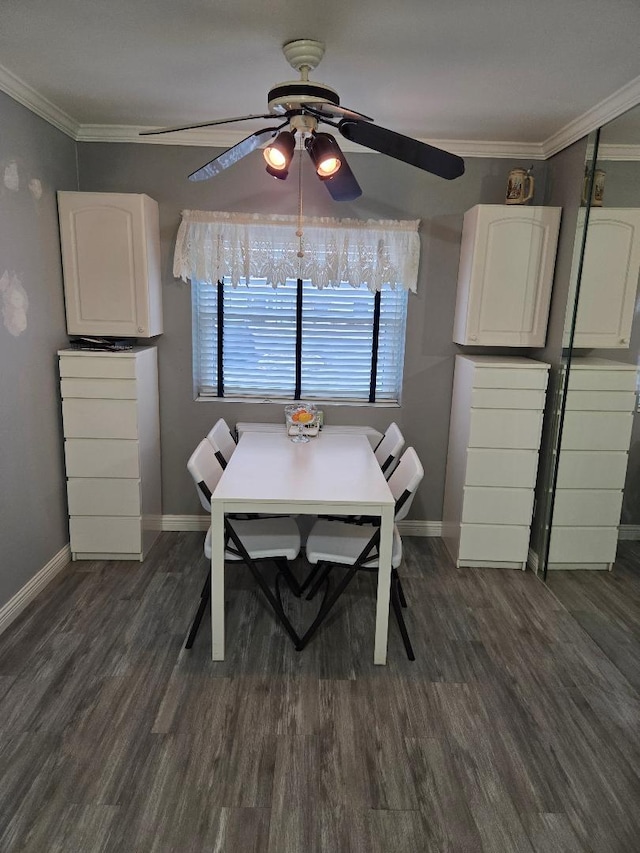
[284,404,318,443]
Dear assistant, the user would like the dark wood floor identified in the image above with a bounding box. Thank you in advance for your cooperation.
[546,541,640,693]
[1,534,639,852]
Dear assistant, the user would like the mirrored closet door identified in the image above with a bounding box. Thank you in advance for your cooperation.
[540,105,640,684]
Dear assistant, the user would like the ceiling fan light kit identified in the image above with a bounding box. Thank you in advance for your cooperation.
[144,38,465,198]
[263,130,296,171]
[306,133,343,179]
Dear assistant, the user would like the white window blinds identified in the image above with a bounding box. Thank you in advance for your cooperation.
[192,278,408,402]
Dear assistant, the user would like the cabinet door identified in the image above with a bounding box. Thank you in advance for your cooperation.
[58,193,162,337]
[453,206,561,347]
[572,209,640,348]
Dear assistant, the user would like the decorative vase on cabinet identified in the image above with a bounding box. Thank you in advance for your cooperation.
[453,205,561,347]
[57,192,163,338]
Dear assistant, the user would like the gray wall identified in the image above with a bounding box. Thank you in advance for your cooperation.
[77,141,549,520]
[0,92,77,609]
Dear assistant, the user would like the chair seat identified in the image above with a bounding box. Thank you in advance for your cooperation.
[204,517,301,561]
[306,519,402,568]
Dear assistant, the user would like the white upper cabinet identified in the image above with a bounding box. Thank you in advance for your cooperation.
[58,192,163,338]
[569,208,640,348]
[453,205,562,347]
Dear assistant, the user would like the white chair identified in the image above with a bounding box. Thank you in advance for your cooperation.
[299,447,424,660]
[206,417,237,468]
[185,439,302,649]
[373,422,405,478]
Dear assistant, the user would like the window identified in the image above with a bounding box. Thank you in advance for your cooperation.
[175,210,420,403]
[192,277,408,402]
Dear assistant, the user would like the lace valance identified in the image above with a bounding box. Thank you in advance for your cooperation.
[173,210,421,292]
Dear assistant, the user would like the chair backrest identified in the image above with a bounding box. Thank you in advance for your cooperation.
[187,438,225,511]
[206,418,237,468]
[374,422,405,476]
[387,447,424,522]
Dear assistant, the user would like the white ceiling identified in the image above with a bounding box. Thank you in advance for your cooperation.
[2,0,640,155]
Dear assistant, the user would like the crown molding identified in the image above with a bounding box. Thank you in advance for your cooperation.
[76,123,546,159]
[542,74,640,158]
[0,62,79,139]
[3,62,640,161]
[597,143,640,161]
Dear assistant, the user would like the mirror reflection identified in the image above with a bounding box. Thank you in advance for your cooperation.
[544,105,640,685]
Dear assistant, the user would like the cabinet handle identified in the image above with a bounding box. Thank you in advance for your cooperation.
[469,335,478,341]
[620,338,628,344]
[138,326,144,333]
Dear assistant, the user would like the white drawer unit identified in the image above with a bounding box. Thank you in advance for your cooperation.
[59,347,161,560]
[548,358,637,570]
[443,355,550,569]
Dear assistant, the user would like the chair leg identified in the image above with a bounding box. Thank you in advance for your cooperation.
[298,563,360,650]
[393,568,408,608]
[274,557,301,597]
[185,572,211,649]
[390,574,415,661]
[223,521,301,648]
[299,561,322,594]
[306,563,333,601]
[243,557,302,648]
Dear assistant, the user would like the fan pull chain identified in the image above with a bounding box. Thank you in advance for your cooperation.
[296,144,304,261]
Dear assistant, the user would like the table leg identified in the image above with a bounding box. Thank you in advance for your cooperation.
[211,501,226,660]
[374,504,394,665]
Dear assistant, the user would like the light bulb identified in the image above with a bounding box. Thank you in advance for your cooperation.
[317,156,341,178]
[264,147,287,170]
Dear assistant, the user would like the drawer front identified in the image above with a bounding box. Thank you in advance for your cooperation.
[560,411,633,451]
[470,388,547,410]
[462,487,534,525]
[458,524,530,562]
[473,367,549,390]
[65,439,140,478]
[552,489,623,527]
[548,526,619,564]
[67,478,141,516]
[469,409,543,449]
[61,378,137,400]
[69,516,142,554]
[465,449,540,488]
[556,451,629,489]
[565,389,636,412]
[59,355,137,379]
[567,369,636,392]
[62,398,138,439]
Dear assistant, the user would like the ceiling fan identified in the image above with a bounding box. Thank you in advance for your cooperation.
[141,39,465,201]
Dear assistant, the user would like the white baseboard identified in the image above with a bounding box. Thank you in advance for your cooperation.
[618,524,640,541]
[161,514,209,531]
[0,543,71,636]
[396,520,443,537]
[161,514,443,537]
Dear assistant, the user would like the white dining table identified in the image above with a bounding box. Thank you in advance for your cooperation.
[210,430,396,664]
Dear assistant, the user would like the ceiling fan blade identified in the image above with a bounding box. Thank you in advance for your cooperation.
[140,113,275,136]
[305,104,373,122]
[338,119,465,180]
[188,126,285,182]
[322,155,362,202]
